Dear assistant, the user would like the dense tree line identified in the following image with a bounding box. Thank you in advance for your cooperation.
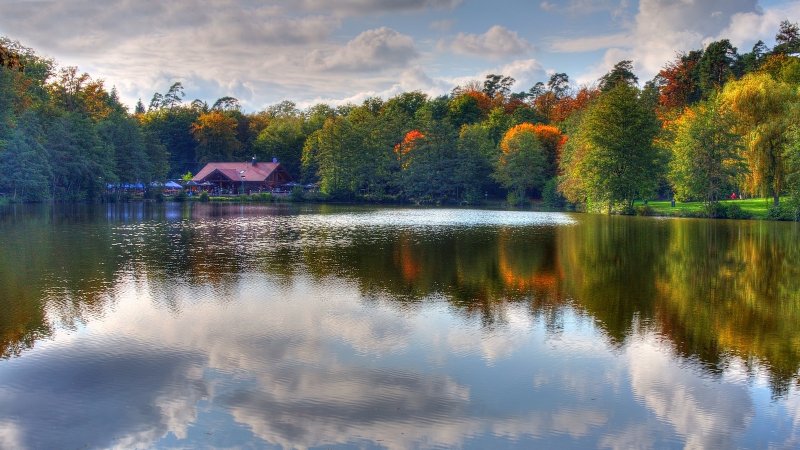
[1,21,799,212]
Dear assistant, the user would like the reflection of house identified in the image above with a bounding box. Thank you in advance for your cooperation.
[192,160,292,192]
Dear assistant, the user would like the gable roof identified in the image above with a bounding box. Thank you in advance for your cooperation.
[192,162,286,183]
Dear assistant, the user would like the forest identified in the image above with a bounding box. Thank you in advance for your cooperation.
[0,21,799,216]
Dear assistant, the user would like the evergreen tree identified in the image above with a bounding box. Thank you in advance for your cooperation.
[0,113,51,201]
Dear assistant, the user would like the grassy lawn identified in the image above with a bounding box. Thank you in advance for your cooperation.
[637,198,778,219]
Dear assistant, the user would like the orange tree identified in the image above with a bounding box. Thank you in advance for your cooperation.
[494,123,547,204]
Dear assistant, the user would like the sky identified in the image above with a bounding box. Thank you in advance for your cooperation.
[0,0,798,112]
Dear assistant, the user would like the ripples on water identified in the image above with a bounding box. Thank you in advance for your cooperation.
[0,203,798,449]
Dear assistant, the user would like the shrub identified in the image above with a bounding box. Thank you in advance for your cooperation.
[767,202,799,221]
[635,205,655,216]
[703,202,727,218]
[199,191,210,202]
[724,203,750,219]
[290,186,305,202]
[702,202,751,219]
[619,204,636,215]
[174,190,187,202]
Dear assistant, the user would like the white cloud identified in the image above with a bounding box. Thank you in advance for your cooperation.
[494,58,548,90]
[0,1,338,54]
[1,0,794,112]
[540,1,557,12]
[451,58,547,92]
[310,58,548,107]
[308,27,418,72]
[299,67,451,107]
[713,2,800,50]
[625,334,754,449]
[446,25,533,58]
[0,421,23,450]
[539,0,630,17]
[299,0,462,15]
[572,0,767,85]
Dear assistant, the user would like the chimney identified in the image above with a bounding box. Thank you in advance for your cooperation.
[251,155,257,166]
[272,157,278,164]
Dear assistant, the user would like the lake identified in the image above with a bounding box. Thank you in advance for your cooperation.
[1,203,799,449]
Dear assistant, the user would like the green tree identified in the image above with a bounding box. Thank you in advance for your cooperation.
[668,96,742,203]
[398,125,459,203]
[43,112,115,200]
[253,116,305,180]
[482,74,515,99]
[774,20,800,56]
[447,93,483,129]
[494,123,547,203]
[0,113,51,201]
[305,108,395,199]
[558,84,662,212]
[484,106,513,144]
[698,40,740,96]
[98,113,151,184]
[740,41,770,74]
[455,123,498,202]
[139,106,200,177]
[599,60,638,91]
[143,130,169,182]
[382,91,427,126]
[547,73,570,99]
[0,61,19,139]
[305,117,360,196]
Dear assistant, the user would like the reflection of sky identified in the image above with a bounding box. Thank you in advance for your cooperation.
[0,271,797,448]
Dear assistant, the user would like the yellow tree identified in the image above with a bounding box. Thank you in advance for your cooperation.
[191,110,241,163]
[667,96,743,203]
[721,73,799,205]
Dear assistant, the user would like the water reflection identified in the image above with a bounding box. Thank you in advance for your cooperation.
[0,203,799,448]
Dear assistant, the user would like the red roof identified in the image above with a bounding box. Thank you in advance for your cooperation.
[192,162,284,182]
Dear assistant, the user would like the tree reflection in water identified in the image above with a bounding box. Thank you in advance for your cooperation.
[0,203,799,448]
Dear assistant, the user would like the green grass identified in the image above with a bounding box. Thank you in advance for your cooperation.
[637,198,778,219]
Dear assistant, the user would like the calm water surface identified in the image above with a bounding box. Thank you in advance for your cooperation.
[1,203,799,449]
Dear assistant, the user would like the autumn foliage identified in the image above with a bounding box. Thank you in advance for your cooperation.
[549,87,599,123]
[464,90,493,115]
[657,51,702,111]
[500,123,565,178]
[394,130,425,168]
[394,130,425,157]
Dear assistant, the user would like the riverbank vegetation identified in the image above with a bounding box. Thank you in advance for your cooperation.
[1,21,799,217]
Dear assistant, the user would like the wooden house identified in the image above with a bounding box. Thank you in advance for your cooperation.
[192,159,291,193]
